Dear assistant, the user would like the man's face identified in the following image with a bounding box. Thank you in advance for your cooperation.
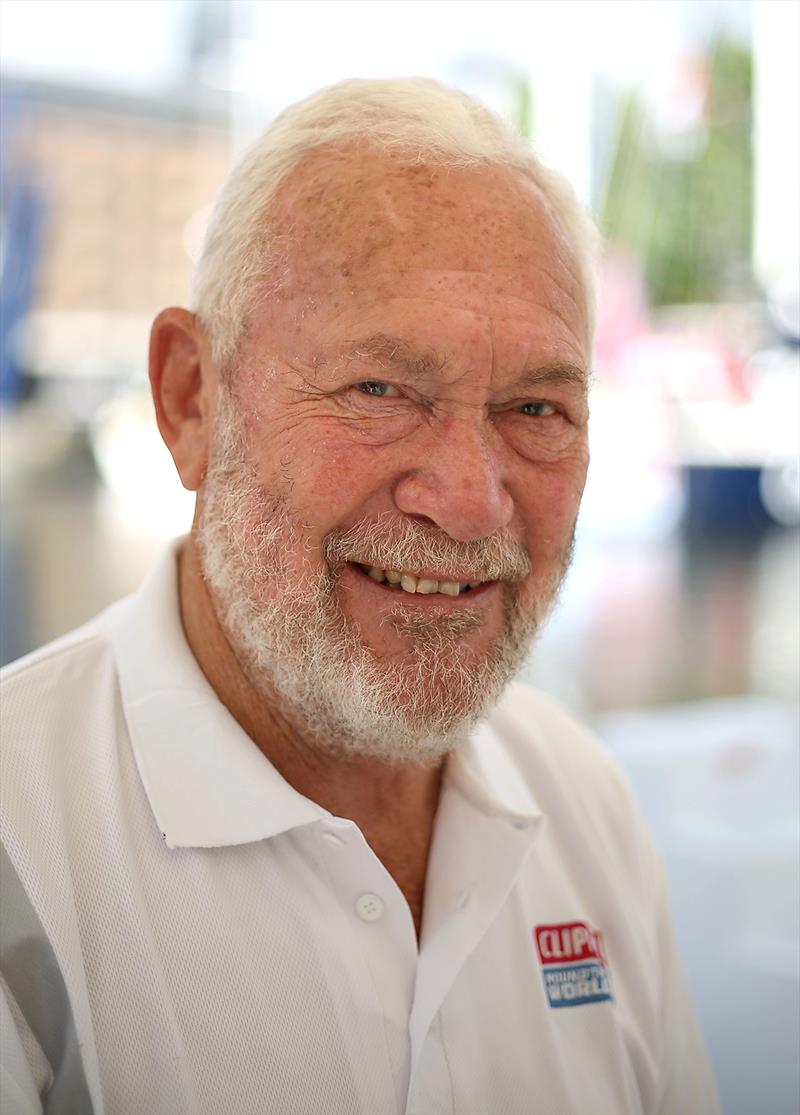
[197,151,591,763]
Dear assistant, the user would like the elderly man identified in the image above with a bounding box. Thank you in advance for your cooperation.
[1,79,718,1115]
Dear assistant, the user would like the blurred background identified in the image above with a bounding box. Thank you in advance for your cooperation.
[0,1,797,1110]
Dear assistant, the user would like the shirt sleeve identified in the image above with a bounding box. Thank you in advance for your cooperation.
[0,978,47,1115]
[0,845,95,1115]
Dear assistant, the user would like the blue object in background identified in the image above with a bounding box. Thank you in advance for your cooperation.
[683,465,774,535]
[0,92,47,403]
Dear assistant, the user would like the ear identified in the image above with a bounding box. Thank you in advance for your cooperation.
[149,308,215,491]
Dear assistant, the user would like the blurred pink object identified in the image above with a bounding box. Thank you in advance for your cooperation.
[594,251,751,401]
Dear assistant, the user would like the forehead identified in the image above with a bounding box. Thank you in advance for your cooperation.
[236,147,590,391]
[268,146,584,306]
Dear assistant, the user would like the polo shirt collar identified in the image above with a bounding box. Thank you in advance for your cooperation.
[106,540,325,849]
[106,541,543,850]
[447,713,543,827]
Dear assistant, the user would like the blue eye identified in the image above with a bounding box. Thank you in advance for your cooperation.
[519,401,557,417]
[355,381,400,397]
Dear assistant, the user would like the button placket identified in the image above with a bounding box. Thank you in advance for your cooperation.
[312,818,418,1104]
[315,821,415,942]
[355,893,385,922]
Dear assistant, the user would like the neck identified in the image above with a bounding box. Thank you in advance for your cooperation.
[178,535,443,931]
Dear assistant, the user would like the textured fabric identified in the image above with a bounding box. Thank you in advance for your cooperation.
[0,543,720,1115]
[1,975,50,1113]
[0,844,92,1115]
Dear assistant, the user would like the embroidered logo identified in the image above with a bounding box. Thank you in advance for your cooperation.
[534,921,613,1008]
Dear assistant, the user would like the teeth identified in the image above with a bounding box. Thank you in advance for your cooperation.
[358,563,485,596]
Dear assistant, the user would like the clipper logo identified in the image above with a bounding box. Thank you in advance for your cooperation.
[534,921,613,1009]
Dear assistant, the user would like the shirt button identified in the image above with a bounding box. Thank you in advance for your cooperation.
[321,831,345,847]
[355,893,385,922]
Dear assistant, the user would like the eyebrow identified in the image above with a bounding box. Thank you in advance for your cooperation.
[339,332,588,392]
[339,333,449,379]
[511,362,589,392]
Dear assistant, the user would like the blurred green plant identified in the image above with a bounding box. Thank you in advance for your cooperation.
[602,35,753,307]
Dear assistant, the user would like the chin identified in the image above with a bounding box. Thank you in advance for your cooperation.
[289,616,533,767]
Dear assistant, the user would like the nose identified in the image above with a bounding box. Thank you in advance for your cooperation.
[392,417,514,542]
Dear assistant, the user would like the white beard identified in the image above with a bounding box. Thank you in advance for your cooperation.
[196,386,573,766]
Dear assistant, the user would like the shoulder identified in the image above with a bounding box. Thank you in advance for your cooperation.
[0,606,127,774]
[490,680,631,793]
[1,610,119,701]
[487,680,653,856]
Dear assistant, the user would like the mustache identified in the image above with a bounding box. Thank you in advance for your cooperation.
[324,513,531,582]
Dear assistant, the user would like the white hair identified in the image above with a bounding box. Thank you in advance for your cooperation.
[191,76,601,367]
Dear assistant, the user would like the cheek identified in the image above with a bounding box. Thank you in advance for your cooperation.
[280,431,396,527]
[515,452,588,554]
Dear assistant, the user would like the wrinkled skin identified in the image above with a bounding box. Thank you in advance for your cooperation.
[221,149,591,681]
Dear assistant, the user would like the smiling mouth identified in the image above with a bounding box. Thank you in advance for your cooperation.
[352,562,490,598]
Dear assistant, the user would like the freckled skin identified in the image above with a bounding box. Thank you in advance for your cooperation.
[229,148,591,667]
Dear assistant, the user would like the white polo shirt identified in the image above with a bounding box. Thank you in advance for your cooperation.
[0,544,719,1115]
